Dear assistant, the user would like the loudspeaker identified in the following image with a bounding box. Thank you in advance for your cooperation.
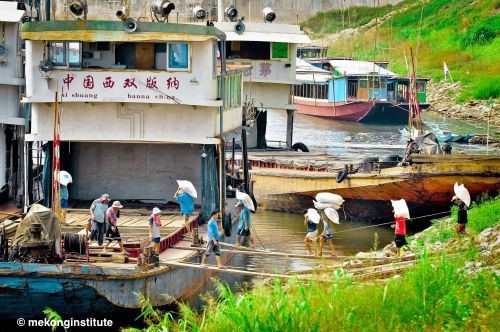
[123,18,137,33]
[234,22,245,35]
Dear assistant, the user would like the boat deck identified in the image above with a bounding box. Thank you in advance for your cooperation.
[61,208,201,256]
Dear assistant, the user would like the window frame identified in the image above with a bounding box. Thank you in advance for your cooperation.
[49,41,82,69]
[270,42,289,60]
[167,42,191,72]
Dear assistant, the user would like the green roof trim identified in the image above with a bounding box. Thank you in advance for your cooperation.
[22,20,224,37]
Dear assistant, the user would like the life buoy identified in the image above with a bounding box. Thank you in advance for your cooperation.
[336,169,348,183]
[291,142,309,152]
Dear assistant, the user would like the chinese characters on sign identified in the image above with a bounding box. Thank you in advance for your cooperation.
[61,75,181,92]
[57,73,184,103]
[259,62,272,77]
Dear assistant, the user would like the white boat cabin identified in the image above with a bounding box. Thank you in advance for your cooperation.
[22,20,244,208]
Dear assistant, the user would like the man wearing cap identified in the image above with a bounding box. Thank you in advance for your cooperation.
[103,201,127,254]
[149,207,162,254]
[452,196,468,236]
[235,201,255,248]
[201,210,223,268]
[89,193,110,246]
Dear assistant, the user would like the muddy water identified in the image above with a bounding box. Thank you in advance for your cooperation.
[187,110,490,305]
[266,110,492,156]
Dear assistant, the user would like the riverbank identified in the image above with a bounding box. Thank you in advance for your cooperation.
[427,81,500,131]
[124,197,499,331]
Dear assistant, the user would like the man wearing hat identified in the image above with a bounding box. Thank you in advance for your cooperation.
[201,210,223,268]
[103,201,127,254]
[452,195,468,236]
[89,193,110,246]
[149,207,162,254]
[235,200,255,248]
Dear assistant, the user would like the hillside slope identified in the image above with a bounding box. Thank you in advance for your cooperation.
[302,0,499,103]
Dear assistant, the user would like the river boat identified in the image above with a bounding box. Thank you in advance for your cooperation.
[293,58,430,124]
[0,2,248,321]
[248,154,500,221]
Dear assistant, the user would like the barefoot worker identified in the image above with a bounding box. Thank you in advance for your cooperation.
[303,209,319,256]
[451,182,470,237]
[391,199,410,256]
[452,196,468,236]
[319,210,336,256]
[174,186,195,237]
[201,210,223,268]
[148,207,162,254]
[103,201,127,255]
[391,212,407,256]
[235,200,255,248]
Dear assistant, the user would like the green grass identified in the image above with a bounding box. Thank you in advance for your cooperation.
[125,253,499,331]
[124,198,500,331]
[301,0,500,102]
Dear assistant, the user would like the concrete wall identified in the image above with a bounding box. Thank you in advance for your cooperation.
[0,21,24,125]
[30,102,226,144]
[70,142,203,203]
[50,0,403,24]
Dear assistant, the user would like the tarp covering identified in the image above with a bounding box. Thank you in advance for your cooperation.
[200,145,219,223]
[13,204,61,256]
[403,132,442,158]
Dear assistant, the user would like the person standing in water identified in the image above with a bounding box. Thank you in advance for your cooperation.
[303,209,318,256]
[174,187,194,237]
[319,211,335,256]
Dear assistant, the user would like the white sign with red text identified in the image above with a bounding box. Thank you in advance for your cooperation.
[29,71,220,107]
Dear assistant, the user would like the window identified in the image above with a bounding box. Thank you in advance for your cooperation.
[168,43,190,70]
[271,42,288,59]
[417,82,426,93]
[49,42,82,68]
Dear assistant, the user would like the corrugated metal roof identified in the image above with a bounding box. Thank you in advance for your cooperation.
[329,60,396,76]
[0,2,25,22]
[296,58,331,82]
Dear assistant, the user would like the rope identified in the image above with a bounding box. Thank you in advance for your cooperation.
[250,225,267,251]
[63,233,86,255]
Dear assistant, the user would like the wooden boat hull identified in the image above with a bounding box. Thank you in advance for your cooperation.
[294,98,416,124]
[251,156,500,221]
[0,220,238,321]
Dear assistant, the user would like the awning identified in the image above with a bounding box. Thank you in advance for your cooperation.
[21,20,224,42]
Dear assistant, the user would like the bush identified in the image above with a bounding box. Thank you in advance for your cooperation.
[461,26,496,48]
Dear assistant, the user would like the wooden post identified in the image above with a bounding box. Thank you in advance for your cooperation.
[241,128,249,194]
[286,109,294,149]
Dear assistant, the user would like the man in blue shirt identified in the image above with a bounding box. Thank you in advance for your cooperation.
[201,210,223,268]
[174,187,194,237]
[236,201,255,248]
[89,193,110,246]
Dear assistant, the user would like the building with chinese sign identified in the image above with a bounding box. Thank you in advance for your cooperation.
[211,21,311,149]
[22,19,244,214]
[0,2,26,204]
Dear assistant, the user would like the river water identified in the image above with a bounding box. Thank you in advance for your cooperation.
[187,110,494,306]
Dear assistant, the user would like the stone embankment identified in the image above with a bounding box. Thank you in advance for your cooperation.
[427,81,500,130]
[351,217,499,277]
